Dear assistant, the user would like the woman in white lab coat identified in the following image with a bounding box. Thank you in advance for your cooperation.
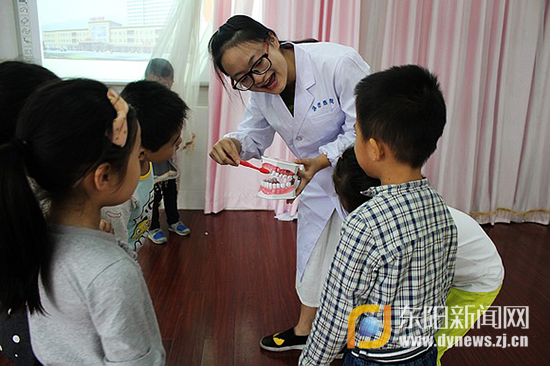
[208,15,370,351]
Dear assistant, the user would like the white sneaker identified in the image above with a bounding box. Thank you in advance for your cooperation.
[168,222,191,236]
[147,228,168,244]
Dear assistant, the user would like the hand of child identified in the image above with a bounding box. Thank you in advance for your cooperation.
[294,154,330,197]
[209,137,242,166]
[99,219,114,234]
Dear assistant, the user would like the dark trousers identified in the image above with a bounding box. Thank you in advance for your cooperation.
[150,179,179,230]
[343,347,437,366]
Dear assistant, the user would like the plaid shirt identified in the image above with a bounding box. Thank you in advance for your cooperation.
[299,179,457,365]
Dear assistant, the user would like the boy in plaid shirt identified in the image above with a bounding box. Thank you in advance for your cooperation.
[300,65,458,365]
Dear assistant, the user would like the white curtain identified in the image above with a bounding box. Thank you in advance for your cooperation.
[152,0,208,116]
[358,0,549,225]
[150,0,211,209]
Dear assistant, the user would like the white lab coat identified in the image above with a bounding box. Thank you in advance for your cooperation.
[226,42,371,278]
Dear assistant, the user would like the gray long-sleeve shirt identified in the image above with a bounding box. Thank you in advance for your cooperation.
[28,225,165,365]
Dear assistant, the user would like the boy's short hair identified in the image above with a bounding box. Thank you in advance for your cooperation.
[354,65,446,168]
[121,80,188,152]
[333,146,381,213]
[145,58,174,80]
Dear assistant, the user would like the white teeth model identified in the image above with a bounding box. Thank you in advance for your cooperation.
[257,156,301,200]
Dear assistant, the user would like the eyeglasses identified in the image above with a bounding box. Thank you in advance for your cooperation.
[231,43,272,91]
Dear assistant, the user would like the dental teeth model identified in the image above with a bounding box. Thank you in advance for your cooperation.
[257,156,301,199]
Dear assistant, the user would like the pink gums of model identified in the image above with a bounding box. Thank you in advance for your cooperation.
[257,157,300,199]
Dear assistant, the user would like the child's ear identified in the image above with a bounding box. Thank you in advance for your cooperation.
[139,149,147,162]
[89,162,115,192]
[368,138,384,161]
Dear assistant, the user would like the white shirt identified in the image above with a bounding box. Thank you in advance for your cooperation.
[226,42,371,278]
[448,207,504,292]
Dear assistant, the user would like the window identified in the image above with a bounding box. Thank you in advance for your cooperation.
[34,0,180,83]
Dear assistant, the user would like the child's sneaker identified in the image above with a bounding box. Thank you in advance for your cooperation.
[147,228,167,245]
[168,221,191,236]
[260,328,308,352]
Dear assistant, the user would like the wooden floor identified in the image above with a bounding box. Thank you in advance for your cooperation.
[1,210,548,365]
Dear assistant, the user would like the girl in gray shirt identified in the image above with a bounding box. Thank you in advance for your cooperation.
[0,79,164,365]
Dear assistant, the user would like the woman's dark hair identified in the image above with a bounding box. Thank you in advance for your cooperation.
[0,79,138,314]
[144,58,174,80]
[208,15,279,84]
[208,15,319,90]
[333,146,381,213]
[0,61,60,144]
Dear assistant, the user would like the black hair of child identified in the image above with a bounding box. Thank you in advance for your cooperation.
[333,146,381,213]
[121,80,188,152]
[145,58,174,80]
[0,79,139,314]
[0,61,60,144]
[354,64,447,168]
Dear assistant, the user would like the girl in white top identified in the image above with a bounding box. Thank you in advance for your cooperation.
[0,79,164,365]
[435,207,504,365]
[208,15,370,351]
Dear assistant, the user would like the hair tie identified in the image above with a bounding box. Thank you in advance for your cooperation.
[107,90,129,147]
[11,139,30,155]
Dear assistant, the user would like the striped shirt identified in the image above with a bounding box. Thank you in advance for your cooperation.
[299,179,458,365]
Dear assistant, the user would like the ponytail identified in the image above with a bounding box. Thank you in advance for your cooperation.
[286,38,319,45]
[0,141,50,314]
[1,78,138,315]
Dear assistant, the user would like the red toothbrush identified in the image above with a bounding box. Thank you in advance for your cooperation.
[240,160,270,174]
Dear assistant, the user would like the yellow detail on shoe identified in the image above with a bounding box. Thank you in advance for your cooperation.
[273,333,284,346]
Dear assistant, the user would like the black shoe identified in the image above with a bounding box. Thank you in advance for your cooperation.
[260,328,308,352]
